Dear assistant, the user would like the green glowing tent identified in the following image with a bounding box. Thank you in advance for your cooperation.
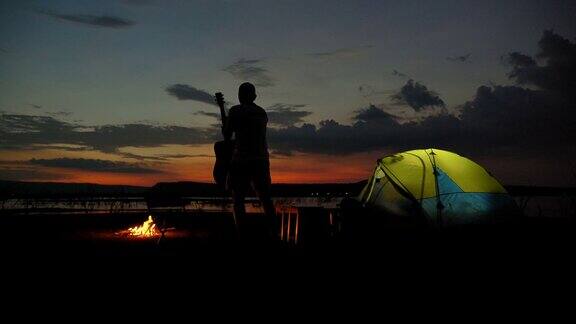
[358,149,519,226]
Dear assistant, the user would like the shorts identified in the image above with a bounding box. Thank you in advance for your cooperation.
[229,159,271,196]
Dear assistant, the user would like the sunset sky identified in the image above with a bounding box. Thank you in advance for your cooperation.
[1,0,575,186]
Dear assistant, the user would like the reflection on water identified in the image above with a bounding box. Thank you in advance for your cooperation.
[1,195,573,218]
[0,197,343,215]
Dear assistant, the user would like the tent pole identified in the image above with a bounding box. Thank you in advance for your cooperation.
[429,149,444,226]
[363,165,379,205]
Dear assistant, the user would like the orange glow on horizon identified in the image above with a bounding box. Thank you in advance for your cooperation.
[1,146,385,186]
[269,152,378,183]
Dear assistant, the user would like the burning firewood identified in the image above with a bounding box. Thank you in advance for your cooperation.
[115,215,159,237]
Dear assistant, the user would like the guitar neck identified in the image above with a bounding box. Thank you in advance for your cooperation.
[218,103,227,124]
[214,92,228,139]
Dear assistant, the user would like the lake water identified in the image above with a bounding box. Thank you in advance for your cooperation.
[1,195,573,218]
[0,196,343,214]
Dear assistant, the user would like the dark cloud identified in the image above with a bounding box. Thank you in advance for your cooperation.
[31,145,89,152]
[310,46,373,59]
[447,54,471,63]
[29,158,163,174]
[118,152,213,161]
[223,59,274,87]
[392,70,408,78]
[0,114,78,134]
[83,124,214,153]
[390,80,445,111]
[504,52,536,68]
[194,111,221,119]
[460,88,572,159]
[197,102,313,127]
[266,105,428,155]
[267,32,576,158]
[266,104,312,127]
[158,154,213,159]
[40,11,135,28]
[0,166,66,181]
[269,150,294,157]
[0,114,214,154]
[353,105,398,123]
[505,30,576,97]
[117,152,168,161]
[47,110,72,117]
[165,84,216,106]
[265,106,464,156]
[267,82,571,157]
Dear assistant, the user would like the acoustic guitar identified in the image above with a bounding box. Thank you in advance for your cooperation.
[213,92,235,188]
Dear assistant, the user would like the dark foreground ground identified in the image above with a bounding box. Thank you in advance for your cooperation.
[1,210,574,262]
[1,210,575,309]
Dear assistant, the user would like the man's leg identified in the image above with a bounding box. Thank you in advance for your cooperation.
[257,190,275,218]
[230,161,249,238]
[232,191,246,227]
[253,160,278,239]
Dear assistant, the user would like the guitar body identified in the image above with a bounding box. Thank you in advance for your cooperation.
[213,139,235,187]
[212,92,234,189]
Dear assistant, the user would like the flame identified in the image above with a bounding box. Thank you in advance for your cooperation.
[125,215,159,237]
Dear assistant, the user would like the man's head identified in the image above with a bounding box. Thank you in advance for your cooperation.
[238,82,257,104]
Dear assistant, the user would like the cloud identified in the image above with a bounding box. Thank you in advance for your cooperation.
[0,114,215,154]
[392,70,408,78]
[196,102,312,127]
[458,81,575,151]
[358,85,390,98]
[504,52,536,68]
[269,150,294,157]
[30,145,90,152]
[118,152,213,161]
[194,111,221,119]
[265,106,466,156]
[266,30,576,158]
[47,111,72,117]
[504,30,576,96]
[116,152,168,161]
[0,166,66,181]
[310,45,373,60]
[29,158,163,174]
[165,84,216,106]
[223,59,274,87]
[266,106,403,155]
[390,80,445,111]
[83,124,214,153]
[266,104,312,127]
[266,82,571,157]
[446,54,471,63]
[40,11,135,28]
[352,105,398,123]
[158,153,212,159]
[0,114,78,134]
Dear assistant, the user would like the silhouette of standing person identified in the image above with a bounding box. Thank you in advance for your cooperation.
[223,82,276,238]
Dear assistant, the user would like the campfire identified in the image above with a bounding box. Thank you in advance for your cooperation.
[116,215,160,238]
